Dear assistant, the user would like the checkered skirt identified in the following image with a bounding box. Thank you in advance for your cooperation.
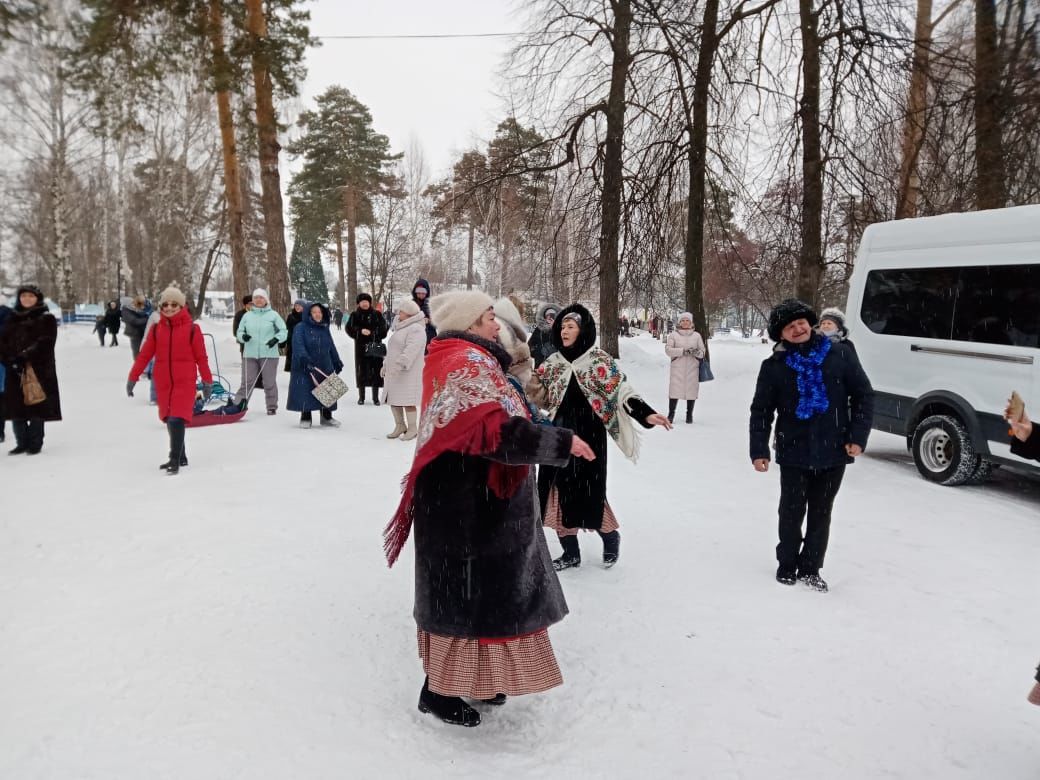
[542,486,620,537]
[417,628,563,698]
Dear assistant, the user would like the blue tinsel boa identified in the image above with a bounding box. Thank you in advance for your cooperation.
[785,335,831,420]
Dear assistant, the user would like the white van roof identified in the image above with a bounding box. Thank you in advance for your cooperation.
[860,204,1040,254]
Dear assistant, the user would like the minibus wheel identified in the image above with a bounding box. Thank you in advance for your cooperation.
[911,414,979,486]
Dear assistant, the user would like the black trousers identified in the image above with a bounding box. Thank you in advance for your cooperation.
[12,418,45,451]
[777,464,846,575]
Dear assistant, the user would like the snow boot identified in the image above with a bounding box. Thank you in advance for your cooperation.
[8,446,27,455]
[686,400,695,424]
[300,412,312,429]
[776,567,797,586]
[667,398,677,424]
[798,572,829,593]
[418,678,481,727]
[319,409,340,427]
[386,406,407,439]
[372,394,381,407]
[600,530,621,568]
[552,535,581,571]
[357,386,366,405]
[401,409,418,441]
[164,418,186,475]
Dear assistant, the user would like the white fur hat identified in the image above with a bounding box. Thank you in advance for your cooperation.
[494,297,532,364]
[252,288,269,301]
[398,299,421,317]
[429,289,494,333]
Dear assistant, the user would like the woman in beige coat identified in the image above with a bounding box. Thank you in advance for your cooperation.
[664,312,706,423]
[383,299,427,440]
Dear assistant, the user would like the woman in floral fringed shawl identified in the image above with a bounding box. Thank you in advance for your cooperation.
[528,303,672,571]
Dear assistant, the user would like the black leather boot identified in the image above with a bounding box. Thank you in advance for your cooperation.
[600,530,621,568]
[667,398,677,423]
[686,400,695,424]
[552,534,581,571]
[417,678,481,727]
[161,418,187,474]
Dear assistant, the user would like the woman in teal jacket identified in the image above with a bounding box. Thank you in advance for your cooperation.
[234,288,287,414]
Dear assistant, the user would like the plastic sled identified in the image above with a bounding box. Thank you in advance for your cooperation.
[187,398,247,427]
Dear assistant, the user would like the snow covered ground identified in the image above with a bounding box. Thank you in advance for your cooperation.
[3,320,1040,779]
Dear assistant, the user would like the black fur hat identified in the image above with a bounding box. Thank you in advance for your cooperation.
[767,298,817,342]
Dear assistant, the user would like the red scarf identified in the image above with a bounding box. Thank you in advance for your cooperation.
[383,336,531,567]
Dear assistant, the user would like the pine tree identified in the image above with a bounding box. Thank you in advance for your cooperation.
[287,86,400,309]
[288,228,328,303]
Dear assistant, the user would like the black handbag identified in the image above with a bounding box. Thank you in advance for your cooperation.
[365,340,387,359]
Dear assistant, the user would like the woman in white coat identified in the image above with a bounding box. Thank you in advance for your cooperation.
[383,299,427,440]
[664,312,706,424]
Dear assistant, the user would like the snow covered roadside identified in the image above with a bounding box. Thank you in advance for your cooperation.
[2,322,1039,779]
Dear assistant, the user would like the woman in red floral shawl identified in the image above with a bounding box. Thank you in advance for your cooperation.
[384,290,595,728]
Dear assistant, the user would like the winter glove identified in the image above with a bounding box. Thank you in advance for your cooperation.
[201,383,213,401]
[241,333,252,342]
[266,337,279,348]
[126,380,136,397]
[333,363,344,375]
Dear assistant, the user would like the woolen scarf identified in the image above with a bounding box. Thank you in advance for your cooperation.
[383,331,530,567]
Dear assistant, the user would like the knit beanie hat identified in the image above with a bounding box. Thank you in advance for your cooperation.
[429,289,494,333]
[678,311,694,324]
[159,286,187,307]
[252,288,269,301]
[767,298,817,342]
[398,300,421,317]
[819,307,847,335]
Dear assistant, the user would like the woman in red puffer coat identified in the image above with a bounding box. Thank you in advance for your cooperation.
[127,286,213,475]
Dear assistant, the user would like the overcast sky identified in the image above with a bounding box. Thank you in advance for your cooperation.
[295,0,520,179]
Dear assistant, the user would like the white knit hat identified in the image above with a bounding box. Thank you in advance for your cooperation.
[159,286,187,307]
[429,290,494,332]
[398,299,421,317]
[252,288,269,301]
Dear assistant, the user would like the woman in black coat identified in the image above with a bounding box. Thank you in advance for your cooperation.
[0,284,62,454]
[283,299,306,372]
[103,300,121,346]
[345,292,388,405]
[530,304,671,570]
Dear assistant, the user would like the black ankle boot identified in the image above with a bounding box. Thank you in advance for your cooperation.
[552,535,581,571]
[600,530,621,567]
[667,398,677,423]
[686,400,695,424]
[417,678,481,727]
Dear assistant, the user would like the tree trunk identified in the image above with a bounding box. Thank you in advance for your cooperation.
[100,130,111,299]
[193,198,226,317]
[685,0,719,357]
[896,0,933,219]
[116,137,132,298]
[467,222,475,290]
[244,0,290,313]
[345,185,359,305]
[796,0,825,305]
[51,138,74,314]
[599,0,633,359]
[974,0,1006,209]
[334,220,346,311]
[208,0,249,306]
